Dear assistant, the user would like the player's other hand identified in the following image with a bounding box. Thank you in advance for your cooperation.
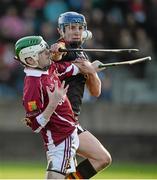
[46,81,69,105]
[73,58,96,75]
[50,42,66,61]
[92,60,106,72]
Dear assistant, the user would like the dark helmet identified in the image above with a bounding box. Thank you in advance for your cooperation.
[58,11,87,30]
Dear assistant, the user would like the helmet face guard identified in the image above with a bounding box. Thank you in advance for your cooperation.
[15,36,49,67]
[58,12,87,31]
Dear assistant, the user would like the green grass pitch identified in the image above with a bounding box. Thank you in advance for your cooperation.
[0,161,157,179]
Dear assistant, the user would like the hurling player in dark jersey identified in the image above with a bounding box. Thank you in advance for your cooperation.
[15,35,83,179]
[50,12,112,179]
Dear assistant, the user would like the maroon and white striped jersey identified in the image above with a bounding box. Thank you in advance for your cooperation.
[23,62,79,149]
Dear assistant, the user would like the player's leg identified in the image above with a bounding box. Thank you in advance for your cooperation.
[78,130,112,171]
[66,130,112,179]
[46,129,79,179]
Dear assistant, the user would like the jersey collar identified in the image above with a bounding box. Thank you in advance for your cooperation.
[24,68,49,77]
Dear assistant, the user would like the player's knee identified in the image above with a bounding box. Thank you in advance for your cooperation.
[99,151,112,169]
[104,152,112,167]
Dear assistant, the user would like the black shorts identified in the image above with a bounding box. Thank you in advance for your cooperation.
[77,124,86,135]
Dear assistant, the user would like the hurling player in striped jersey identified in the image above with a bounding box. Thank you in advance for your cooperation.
[15,35,84,179]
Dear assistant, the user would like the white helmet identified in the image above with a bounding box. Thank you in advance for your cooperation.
[15,36,48,67]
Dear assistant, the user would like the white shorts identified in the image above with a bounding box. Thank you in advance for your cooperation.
[46,128,79,175]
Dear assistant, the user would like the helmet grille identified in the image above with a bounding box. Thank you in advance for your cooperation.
[15,36,42,57]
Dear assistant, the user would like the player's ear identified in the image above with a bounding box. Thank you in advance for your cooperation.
[25,57,36,66]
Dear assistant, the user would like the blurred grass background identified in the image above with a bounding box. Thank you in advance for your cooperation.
[1,161,157,179]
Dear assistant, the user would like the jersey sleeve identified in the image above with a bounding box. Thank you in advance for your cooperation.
[23,76,45,133]
[55,62,79,81]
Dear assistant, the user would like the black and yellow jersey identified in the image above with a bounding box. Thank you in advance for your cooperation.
[56,41,89,117]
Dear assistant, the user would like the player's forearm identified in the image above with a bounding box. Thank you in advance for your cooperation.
[42,102,58,121]
[37,99,59,128]
[86,73,101,97]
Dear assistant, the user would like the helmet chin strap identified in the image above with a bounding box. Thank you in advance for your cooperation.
[24,57,49,71]
[35,58,51,71]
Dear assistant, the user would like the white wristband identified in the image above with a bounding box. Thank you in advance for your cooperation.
[36,113,49,127]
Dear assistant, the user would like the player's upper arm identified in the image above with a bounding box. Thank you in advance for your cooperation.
[23,77,46,133]
[55,62,79,81]
[86,73,101,97]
